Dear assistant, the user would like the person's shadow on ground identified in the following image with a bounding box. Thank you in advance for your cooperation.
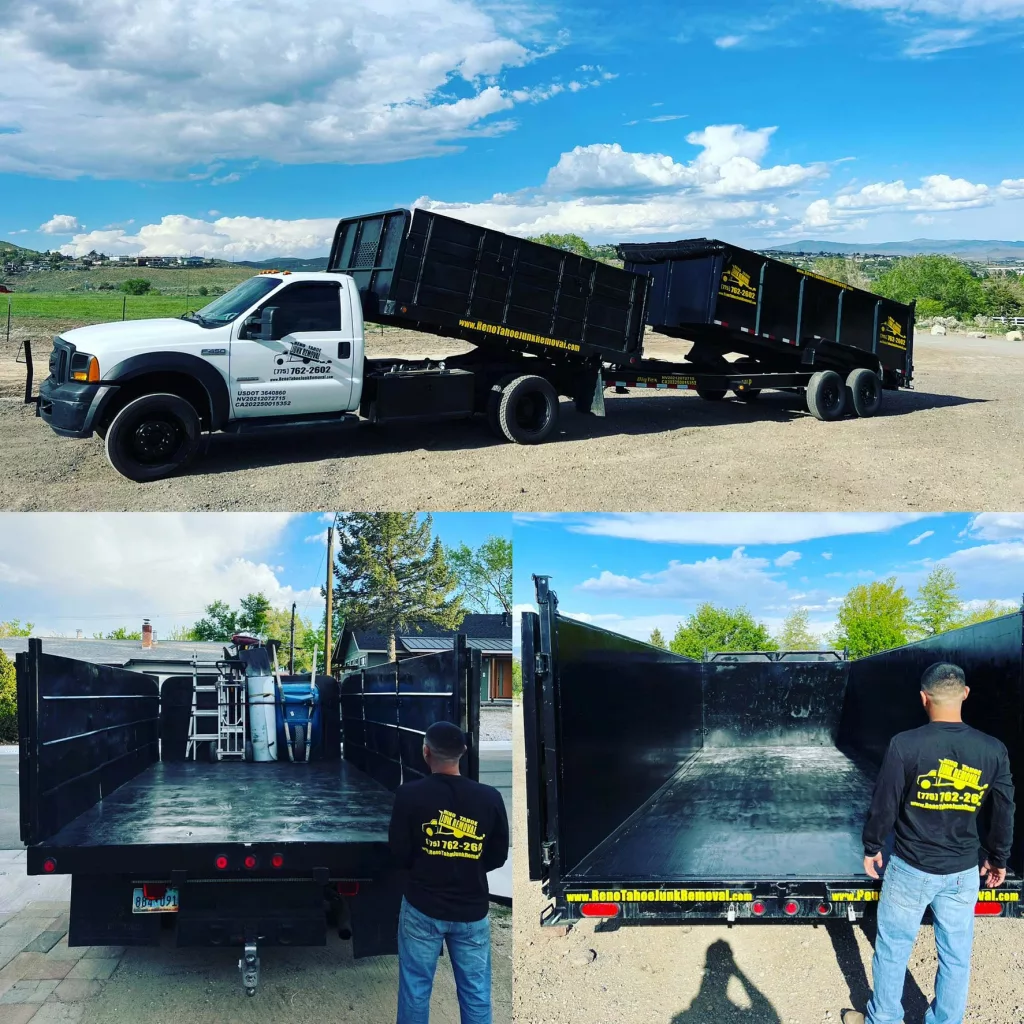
[671,939,781,1023]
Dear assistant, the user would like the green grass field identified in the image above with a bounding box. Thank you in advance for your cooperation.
[2,263,255,297]
[2,292,218,325]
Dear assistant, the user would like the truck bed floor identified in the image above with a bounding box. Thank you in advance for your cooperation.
[43,761,394,848]
[569,746,876,882]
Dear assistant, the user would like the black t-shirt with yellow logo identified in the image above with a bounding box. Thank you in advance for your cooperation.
[863,721,1015,875]
[389,773,509,922]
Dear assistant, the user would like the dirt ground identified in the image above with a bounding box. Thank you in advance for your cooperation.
[511,705,1024,1024]
[2,327,1022,512]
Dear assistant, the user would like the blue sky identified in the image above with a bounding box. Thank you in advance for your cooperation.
[0,512,510,638]
[4,0,1024,259]
[512,512,1024,650]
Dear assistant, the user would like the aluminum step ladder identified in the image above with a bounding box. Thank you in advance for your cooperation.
[186,659,248,761]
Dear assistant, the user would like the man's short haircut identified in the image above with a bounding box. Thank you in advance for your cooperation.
[921,662,967,701]
[424,721,467,761]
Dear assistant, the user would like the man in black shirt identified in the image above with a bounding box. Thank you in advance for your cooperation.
[389,721,509,1024]
[842,662,1014,1024]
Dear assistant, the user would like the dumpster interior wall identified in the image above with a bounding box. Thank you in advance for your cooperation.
[547,614,1024,884]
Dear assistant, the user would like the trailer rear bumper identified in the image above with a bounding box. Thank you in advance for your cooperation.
[544,881,1023,924]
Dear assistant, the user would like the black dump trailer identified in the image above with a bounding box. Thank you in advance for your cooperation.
[523,578,1023,928]
[328,209,914,437]
[16,636,480,993]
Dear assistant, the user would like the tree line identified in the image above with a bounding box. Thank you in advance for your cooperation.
[646,565,1009,659]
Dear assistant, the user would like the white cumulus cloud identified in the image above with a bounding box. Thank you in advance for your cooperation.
[39,214,81,234]
[774,550,802,567]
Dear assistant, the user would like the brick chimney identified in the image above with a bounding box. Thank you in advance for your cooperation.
[142,619,153,648]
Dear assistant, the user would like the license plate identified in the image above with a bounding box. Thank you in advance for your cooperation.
[132,887,179,913]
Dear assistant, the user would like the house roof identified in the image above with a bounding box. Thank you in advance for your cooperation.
[0,636,226,667]
[399,635,512,654]
[344,613,512,655]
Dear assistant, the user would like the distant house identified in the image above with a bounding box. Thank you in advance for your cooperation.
[339,613,513,701]
[0,285,11,294]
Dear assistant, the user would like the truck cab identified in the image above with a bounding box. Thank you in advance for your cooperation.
[38,271,367,480]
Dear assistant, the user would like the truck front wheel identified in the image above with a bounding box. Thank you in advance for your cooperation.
[498,375,559,444]
[805,370,847,421]
[105,393,202,482]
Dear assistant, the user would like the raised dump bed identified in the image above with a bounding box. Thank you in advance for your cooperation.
[523,578,1023,925]
[619,238,914,388]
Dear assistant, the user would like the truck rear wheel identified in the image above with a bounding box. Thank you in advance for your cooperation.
[105,393,202,482]
[498,375,559,444]
[846,368,882,417]
[806,370,847,421]
[734,388,761,402]
[485,374,522,439]
[695,388,727,401]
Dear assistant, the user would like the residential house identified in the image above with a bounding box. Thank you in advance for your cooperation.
[338,612,513,702]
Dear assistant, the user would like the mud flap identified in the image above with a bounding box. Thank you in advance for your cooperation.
[69,875,161,947]
[350,872,404,958]
[573,367,606,417]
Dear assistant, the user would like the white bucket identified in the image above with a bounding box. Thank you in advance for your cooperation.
[246,673,278,761]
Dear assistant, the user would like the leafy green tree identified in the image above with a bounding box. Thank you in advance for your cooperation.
[776,608,819,650]
[197,285,209,297]
[0,619,34,638]
[983,278,1024,318]
[165,624,199,641]
[875,255,984,320]
[959,600,1012,627]
[669,604,778,660]
[95,626,143,640]
[812,257,869,289]
[911,565,962,639]
[648,627,667,649]
[237,593,272,636]
[333,513,463,662]
[447,536,512,614]
[120,278,152,295]
[832,577,912,658]
[528,233,597,259]
[191,599,239,641]
[512,658,522,699]
[0,649,16,742]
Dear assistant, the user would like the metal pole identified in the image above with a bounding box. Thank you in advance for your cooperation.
[324,523,334,678]
[289,602,296,675]
[122,295,127,321]
[6,296,10,345]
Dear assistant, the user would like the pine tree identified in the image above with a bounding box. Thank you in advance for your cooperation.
[333,513,463,661]
[649,627,667,649]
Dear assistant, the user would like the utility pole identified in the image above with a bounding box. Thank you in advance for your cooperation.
[324,520,334,678]
[289,602,296,675]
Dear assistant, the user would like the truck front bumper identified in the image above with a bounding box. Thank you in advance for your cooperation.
[38,378,118,438]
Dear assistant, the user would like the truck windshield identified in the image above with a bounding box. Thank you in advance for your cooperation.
[194,277,281,323]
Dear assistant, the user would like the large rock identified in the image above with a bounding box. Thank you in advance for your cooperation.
[930,324,947,336]
[1006,331,1023,342]
[967,331,988,338]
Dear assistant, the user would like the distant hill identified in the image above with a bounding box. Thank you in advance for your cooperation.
[0,240,42,257]
[232,256,330,271]
[771,238,1024,259]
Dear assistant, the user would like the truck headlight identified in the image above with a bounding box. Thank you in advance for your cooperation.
[70,352,100,383]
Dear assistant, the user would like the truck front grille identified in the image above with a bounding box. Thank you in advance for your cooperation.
[49,338,72,384]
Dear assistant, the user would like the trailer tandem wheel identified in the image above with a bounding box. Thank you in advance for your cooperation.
[735,388,761,402]
[846,367,882,418]
[695,388,727,402]
[805,370,847,421]
[498,375,559,444]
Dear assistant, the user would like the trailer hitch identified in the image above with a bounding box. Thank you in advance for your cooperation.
[239,942,260,996]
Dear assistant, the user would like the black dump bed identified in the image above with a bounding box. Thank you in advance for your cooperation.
[16,637,479,876]
[619,238,914,385]
[328,208,649,365]
[524,581,1024,921]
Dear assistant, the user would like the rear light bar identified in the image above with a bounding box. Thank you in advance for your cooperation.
[215,855,228,870]
[580,902,619,918]
[975,901,1003,916]
[271,853,284,869]
[783,900,800,916]
[244,855,257,870]
[42,858,56,873]
[816,902,832,916]
[751,900,767,916]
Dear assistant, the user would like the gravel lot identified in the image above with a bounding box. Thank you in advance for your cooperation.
[2,329,1022,512]
[511,705,1024,1024]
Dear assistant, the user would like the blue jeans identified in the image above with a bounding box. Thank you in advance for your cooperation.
[867,854,980,1024]
[397,897,492,1024]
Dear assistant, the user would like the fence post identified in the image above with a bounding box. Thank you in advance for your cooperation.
[122,295,127,321]
[5,296,9,345]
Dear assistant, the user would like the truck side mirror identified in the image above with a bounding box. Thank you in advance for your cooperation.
[259,306,278,342]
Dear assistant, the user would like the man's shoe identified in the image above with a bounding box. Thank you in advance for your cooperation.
[840,1012,866,1024]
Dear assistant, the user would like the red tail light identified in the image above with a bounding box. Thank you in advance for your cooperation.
[975,901,1003,916]
[751,900,767,916]
[244,855,257,870]
[783,900,800,916]
[580,902,619,918]
[817,903,831,916]
[271,853,284,869]
[42,858,56,873]
[143,884,167,901]
[336,881,360,896]
[215,855,228,870]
